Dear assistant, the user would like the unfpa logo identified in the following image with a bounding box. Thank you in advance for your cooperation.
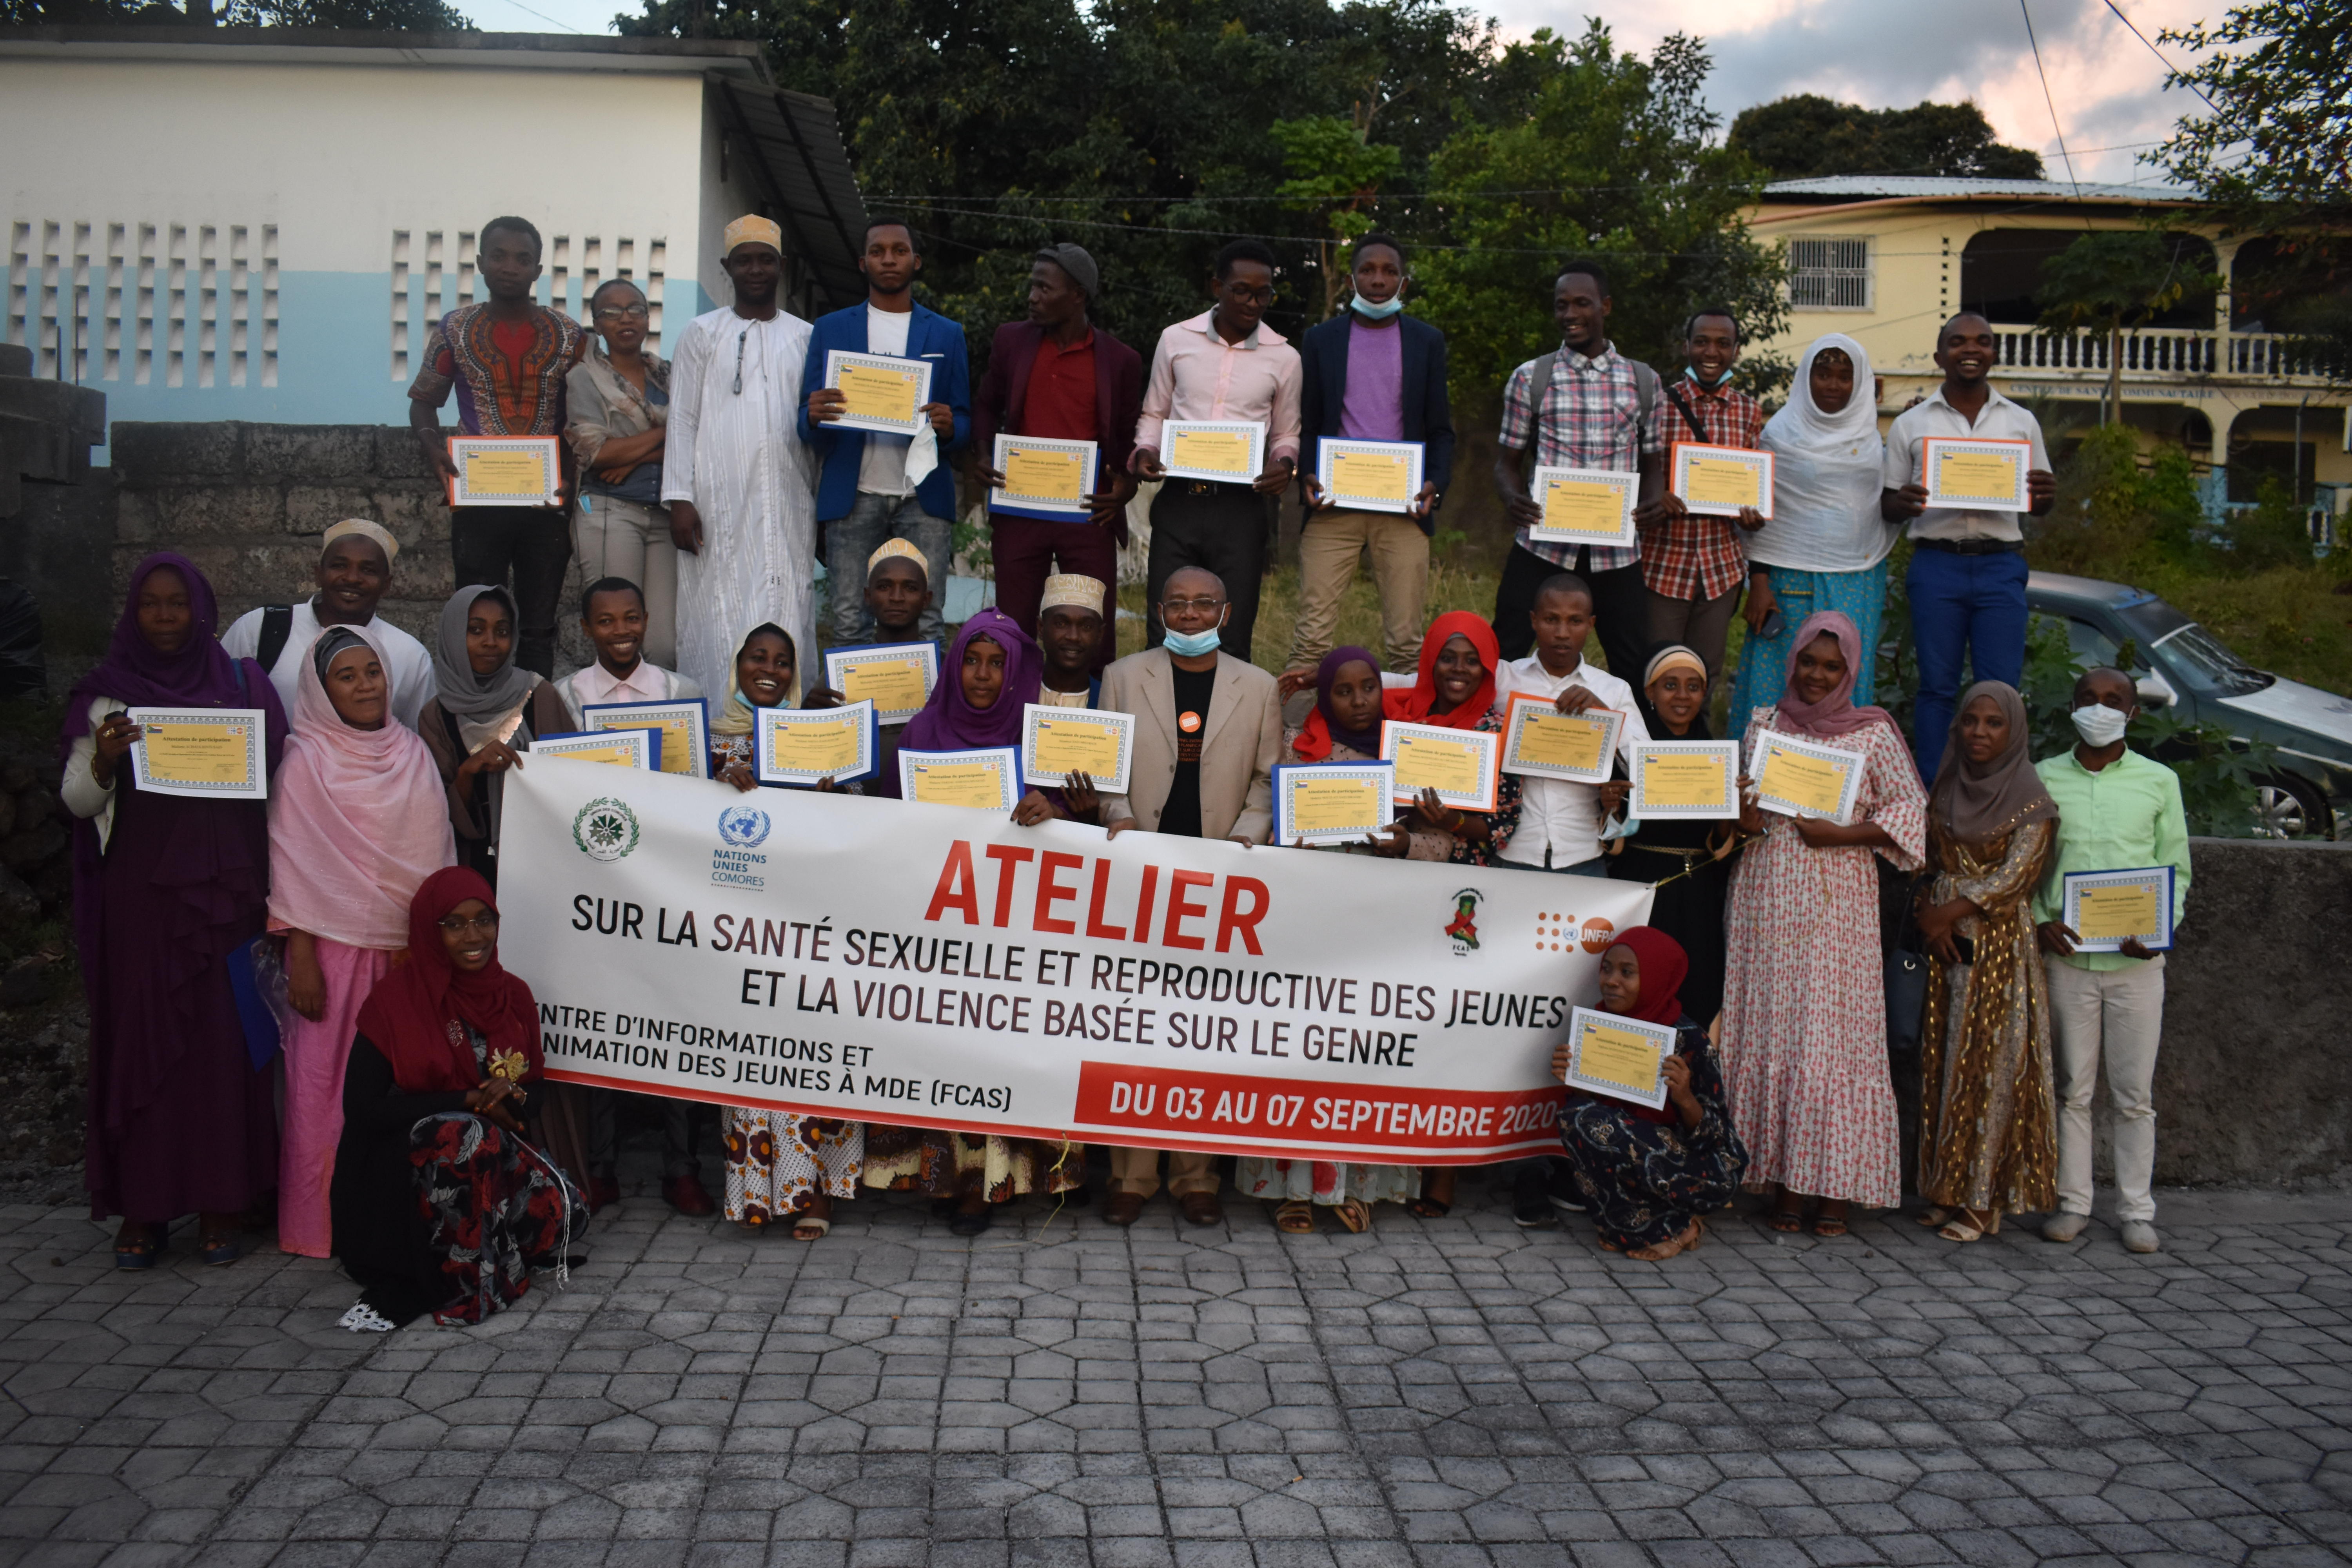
[1534,910,1615,954]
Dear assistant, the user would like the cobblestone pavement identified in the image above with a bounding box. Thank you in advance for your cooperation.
[0,1172,2347,1568]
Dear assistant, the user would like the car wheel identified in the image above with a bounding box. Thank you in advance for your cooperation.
[2254,774,2331,840]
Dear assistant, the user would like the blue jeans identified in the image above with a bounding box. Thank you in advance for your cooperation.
[826,492,953,644]
[1906,545,2028,778]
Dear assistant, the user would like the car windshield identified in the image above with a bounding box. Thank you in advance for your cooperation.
[2152,622,2274,697]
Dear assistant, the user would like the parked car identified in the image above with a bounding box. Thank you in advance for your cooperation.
[2027,571,2352,838]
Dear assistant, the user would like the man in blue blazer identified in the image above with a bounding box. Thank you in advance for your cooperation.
[1283,232,1455,679]
[801,219,973,644]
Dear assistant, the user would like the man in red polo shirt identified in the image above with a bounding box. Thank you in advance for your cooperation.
[973,243,1143,674]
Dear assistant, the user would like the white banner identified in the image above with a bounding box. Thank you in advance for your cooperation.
[499,757,1653,1165]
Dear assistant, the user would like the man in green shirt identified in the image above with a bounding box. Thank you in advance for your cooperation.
[2032,666,2190,1255]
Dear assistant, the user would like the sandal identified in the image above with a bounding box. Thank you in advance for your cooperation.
[1938,1207,1997,1243]
[1916,1205,1954,1229]
[1628,1220,1703,1261]
[1813,1202,1849,1239]
[1332,1198,1371,1234]
[114,1222,161,1271]
[1767,1205,1805,1234]
[791,1215,831,1241]
[1404,1197,1450,1218]
[1274,1201,1315,1234]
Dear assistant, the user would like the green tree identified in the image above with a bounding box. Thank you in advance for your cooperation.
[1727,94,2043,182]
[1270,114,1402,320]
[2033,229,2223,423]
[1,0,467,20]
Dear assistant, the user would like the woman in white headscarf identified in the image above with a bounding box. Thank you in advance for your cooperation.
[1729,334,1895,719]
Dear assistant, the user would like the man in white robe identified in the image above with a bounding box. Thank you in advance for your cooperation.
[662,215,819,705]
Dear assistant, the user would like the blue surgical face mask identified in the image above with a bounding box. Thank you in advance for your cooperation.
[1350,292,1405,320]
[1162,625,1223,658]
[1684,363,1735,388]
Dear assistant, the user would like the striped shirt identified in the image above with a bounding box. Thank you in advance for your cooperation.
[1497,343,1662,572]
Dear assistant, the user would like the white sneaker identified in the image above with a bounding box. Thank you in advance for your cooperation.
[2121,1221,2160,1254]
[2041,1211,2090,1243]
[339,1300,397,1334]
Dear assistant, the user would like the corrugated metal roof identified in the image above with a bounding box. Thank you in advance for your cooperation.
[713,77,871,314]
[1763,175,2199,203]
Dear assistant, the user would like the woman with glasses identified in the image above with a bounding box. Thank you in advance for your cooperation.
[566,279,678,668]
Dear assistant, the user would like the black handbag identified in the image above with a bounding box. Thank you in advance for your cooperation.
[1885,881,1930,1058]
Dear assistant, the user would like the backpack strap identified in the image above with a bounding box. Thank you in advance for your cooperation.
[257,603,294,672]
[1626,358,1661,446]
[1662,378,1706,444]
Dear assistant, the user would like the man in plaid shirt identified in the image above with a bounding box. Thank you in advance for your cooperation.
[1490,261,1667,679]
[1644,307,1766,683]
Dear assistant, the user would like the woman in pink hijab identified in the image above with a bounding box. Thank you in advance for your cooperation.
[1716,612,1928,1239]
[268,625,455,1257]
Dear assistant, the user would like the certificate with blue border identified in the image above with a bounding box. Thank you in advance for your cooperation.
[582,698,709,780]
[899,747,1021,810]
[824,350,933,436]
[757,701,878,786]
[1021,704,1134,793]
[824,640,939,726]
[1273,761,1395,846]
[535,728,659,771]
[2061,865,2176,953]
[991,434,1099,523]
[128,706,268,799]
[1563,1006,1672,1111]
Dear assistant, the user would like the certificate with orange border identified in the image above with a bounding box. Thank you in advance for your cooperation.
[1379,720,1500,812]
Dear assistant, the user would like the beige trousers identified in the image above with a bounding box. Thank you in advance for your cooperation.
[2048,956,2165,1223]
[1287,508,1430,675]
[1108,1147,1220,1198]
[574,494,679,670]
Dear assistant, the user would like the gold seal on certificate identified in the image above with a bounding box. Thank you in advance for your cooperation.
[2060,866,2176,953]
[757,701,877,786]
[447,437,560,507]
[1748,729,1865,823]
[1670,442,1774,518]
[128,707,268,800]
[1021,704,1134,793]
[825,350,933,436]
[993,435,1095,517]
[1563,1006,1673,1110]
[535,728,659,770]
[1529,465,1637,546]
[1921,436,2032,510]
[898,747,1020,810]
[1500,693,1622,784]
[1161,420,1265,483]
[583,699,709,780]
[1273,761,1395,846]
[824,641,938,726]
[1379,721,1501,811]
[1630,740,1740,819]
[1316,439,1423,515]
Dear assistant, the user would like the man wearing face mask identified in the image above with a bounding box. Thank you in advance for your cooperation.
[2031,666,2190,1256]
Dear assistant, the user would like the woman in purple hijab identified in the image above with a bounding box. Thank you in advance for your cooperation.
[871,608,1042,798]
[60,554,287,1269]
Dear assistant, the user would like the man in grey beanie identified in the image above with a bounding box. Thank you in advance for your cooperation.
[972,243,1143,674]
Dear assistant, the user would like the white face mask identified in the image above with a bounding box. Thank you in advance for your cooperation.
[2071,702,2131,746]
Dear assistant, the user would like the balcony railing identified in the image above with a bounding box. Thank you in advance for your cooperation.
[1991,327,2332,384]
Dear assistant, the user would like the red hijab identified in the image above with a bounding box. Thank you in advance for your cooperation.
[355,866,542,1094]
[1384,611,1499,731]
[1597,925,1690,1123]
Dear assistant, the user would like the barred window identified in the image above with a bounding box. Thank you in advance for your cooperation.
[1789,237,1872,310]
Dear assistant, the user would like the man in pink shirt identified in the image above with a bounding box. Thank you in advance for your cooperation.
[1130,239,1304,662]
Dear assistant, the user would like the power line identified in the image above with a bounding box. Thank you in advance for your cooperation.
[2019,0,2081,197]
[2099,0,2222,114]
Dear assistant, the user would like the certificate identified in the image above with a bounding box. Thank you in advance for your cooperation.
[1020,704,1134,793]
[1316,439,1423,515]
[1500,693,1622,784]
[1922,436,2032,510]
[992,435,1096,521]
[534,728,658,771]
[1748,728,1866,824]
[1629,740,1740,819]
[1562,1006,1673,1111]
[127,707,267,799]
[1161,420,1265,483]
[1528,465,1637,547]
[581,698,708,781]
[1379,721,1501,812]
[823,641,938,726]
[1670,442,1774,519]
[448,436,559,507]
[1272,761,1396,846]
[824,350,933,436]
[2060,866,2176,953]
[757,701,877,785]
[898,747,1020,810]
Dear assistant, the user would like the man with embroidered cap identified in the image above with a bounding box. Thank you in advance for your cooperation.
[1034,573,1108,710]
[220,518,436,730]
[973,242,1141,677]
[663,214,820,704]
[406,216,587,677]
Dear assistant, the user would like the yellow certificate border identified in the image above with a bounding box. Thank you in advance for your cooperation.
[1315,439,1424,516]
[1746,728,1866,824]
[1019,704,1134,793]
[755,701,877,786]
[448,436,559,507]
[991,434,1097,515]
[1272,761,1396,845]
[1527,464,1638,546]
[823,349,934,436]
[126,706,268,799]
[534,728,657,771]
[1563,1005,1672,1109]
[1160,419,1266,483]
[822,641,940,725]
[2059,866,2175,953]
[897,746,1021,811]
[1668,441,1775,519]
[1628,740,1741,819]
[1920,436,2033,511]
[1378,720,1501,812]
[581,698,710,781]
[1499,693,1622,784]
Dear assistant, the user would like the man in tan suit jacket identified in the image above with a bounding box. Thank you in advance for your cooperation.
[1097,567,1283,1225]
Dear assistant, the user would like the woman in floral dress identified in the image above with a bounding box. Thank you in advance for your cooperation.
[1719,612,1926,1237]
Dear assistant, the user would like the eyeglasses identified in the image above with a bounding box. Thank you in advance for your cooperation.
[594,303,650,322]
[1160,597,1226,615]
[438,912,501,936]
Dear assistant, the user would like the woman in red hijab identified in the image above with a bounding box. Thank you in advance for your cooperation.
[1382,609,1522,869]
[329,867,585,1331]
[1549,927,1746,1261]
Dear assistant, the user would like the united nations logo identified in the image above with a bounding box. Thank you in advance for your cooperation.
[573,796,641,862]
[717,802,772,848]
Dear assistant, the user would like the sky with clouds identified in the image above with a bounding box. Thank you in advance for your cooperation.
[471,0,2209,189]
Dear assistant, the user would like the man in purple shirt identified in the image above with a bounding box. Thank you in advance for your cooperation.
[1285,233,1455,678]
